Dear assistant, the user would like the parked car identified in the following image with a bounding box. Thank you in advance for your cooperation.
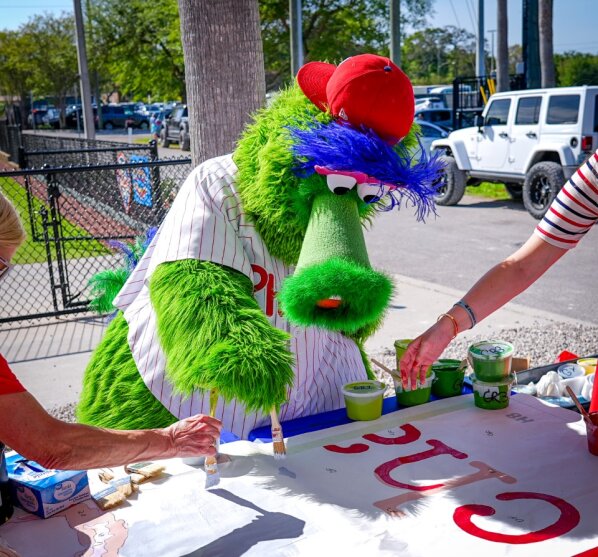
[415,96,446,110]
[65,106,98,129]
[414,108,453,132]
[415,121,449,156]
[430,85,598,218]
[99,105,149,129]
[160,104,190,150]
[27,108,50,128]
[41,108,61,129]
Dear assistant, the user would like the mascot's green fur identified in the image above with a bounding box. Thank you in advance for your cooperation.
[77,67,441,435]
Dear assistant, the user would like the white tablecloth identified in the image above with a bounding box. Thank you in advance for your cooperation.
[1,394,597,556]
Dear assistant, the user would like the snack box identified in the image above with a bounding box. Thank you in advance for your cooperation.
[5,452,90,518]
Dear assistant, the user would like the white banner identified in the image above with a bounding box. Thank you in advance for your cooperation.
[1,394,597,556]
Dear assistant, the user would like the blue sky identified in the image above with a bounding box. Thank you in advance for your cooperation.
[1,0,597,54]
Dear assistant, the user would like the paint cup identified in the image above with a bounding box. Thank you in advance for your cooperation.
[432,359,466,398]
[557,363,585,380]
[472,372,515,410]
[394,339,432,379]
[394,372,435,407]
[468,340,514,382]
[586,412,598,456]
[577,358,597,376]
[342,380,385,421]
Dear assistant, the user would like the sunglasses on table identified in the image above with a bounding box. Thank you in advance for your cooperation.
[0,256,11,282]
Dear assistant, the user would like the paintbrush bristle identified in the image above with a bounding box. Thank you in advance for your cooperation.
[272,439,287,459]
[204,455,220,488]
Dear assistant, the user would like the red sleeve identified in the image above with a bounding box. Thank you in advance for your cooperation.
[0,355,26,395]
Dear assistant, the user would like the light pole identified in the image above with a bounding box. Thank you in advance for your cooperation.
[488,29,496,75]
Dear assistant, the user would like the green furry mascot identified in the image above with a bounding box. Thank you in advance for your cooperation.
[77,54,443,442]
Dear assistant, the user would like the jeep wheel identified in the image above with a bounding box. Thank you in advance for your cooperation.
[523,162,564,219]
[504,182,523,201]
[435,155,466,206]
[159,128,170,148]
[180,131,190,151]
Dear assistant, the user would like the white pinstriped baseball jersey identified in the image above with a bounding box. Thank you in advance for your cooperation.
[113,154,367,439]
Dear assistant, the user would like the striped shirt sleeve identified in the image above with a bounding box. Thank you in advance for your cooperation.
[534,151,598,249]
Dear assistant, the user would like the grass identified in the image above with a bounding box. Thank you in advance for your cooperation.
[466,181,511,200]
[1,178,111,264]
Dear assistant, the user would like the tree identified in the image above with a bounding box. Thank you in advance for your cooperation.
[178,0,265,164]
[496,0,509,91]
[20,14,79,126]
[402,26,476,82]
[538,0,555,87]
[260,0,432,91]
[0,30,37,124]
[555,52,598,86]
[87,0,185,101]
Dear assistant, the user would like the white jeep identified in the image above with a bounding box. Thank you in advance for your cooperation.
[431,85,598,218]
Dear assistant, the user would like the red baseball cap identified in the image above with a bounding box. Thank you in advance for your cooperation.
[297,54,414,144]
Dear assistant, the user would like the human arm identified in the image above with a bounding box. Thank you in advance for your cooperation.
[400,234,567,389]
[0,391,221,470]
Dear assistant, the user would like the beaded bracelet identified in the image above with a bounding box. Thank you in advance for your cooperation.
[454,300,477,329]
[437,313,459,339]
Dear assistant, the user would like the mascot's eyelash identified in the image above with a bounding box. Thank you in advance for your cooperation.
[288,120,446,222]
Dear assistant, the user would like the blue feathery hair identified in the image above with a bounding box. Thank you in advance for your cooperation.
[288,120,446,221]
[88,227,158,317]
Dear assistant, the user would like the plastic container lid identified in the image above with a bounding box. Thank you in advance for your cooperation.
[468,340,514,361]
[342,380,385,397]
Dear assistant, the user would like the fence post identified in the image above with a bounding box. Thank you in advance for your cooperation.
[149,139,165,224]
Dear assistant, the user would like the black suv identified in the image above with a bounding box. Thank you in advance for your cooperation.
[160,104,190,150]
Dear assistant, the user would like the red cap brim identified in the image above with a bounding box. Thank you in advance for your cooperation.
[297,61,336,112]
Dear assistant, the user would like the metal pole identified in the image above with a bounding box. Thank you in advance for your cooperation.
[488,29,496,75]
[476,0,485,77]
[389,0,401,67]
[73,0,95,139]
[289,0,303,76]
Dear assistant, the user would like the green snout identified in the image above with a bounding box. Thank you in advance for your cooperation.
[278,193,393,334]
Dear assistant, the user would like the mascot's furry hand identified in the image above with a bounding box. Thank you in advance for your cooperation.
[150,258,294,413]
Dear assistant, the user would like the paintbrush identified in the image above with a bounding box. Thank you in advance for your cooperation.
[371,358,402,383]
[270,408,286,459]
[565,386,592,423]
[204,389,220,488]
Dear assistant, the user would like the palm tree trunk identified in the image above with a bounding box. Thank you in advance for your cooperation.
[177,0,266,165]
[539,0,555,87]
[496,0,509,92]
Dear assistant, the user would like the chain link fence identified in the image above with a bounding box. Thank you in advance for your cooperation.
[0,155,192,326]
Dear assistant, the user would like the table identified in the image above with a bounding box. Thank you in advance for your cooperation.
[1,394,597,557]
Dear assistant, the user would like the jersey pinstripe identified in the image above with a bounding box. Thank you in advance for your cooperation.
[113,154,367,439]
[534,150,598,249]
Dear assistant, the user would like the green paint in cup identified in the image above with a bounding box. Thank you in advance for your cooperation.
[394,372,435,407]
[342,380,385,421]
[472,373,515,410]
[468,340,514,382]
[432,359,465,398]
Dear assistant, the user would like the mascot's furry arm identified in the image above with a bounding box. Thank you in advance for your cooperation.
[149,259,294,413]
